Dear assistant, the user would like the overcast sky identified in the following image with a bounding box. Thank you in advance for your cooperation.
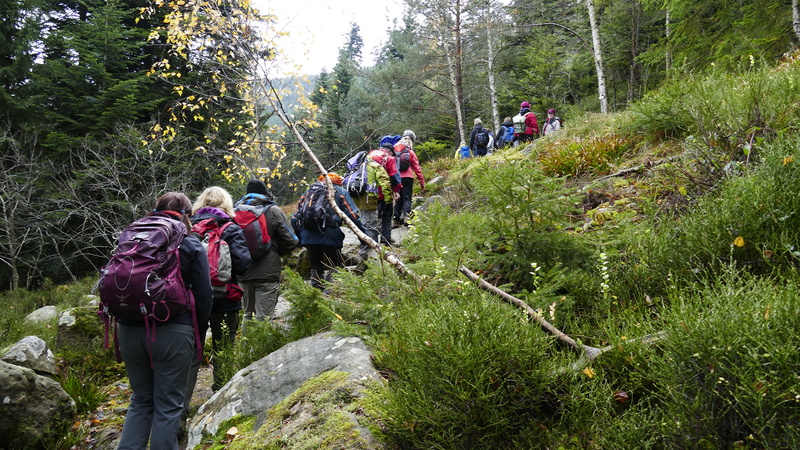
[254,0,405,75]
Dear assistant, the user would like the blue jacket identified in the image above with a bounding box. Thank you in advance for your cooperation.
[291,183,366,247]
[190,207,252,312]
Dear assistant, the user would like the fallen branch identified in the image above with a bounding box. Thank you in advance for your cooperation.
[458,266,667,370]
[594,156,679,181]
[458,266,599,357]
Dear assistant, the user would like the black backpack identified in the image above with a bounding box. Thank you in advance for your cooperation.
[395,144,411,172]
[296,183,341,231]
[474,128,489,147]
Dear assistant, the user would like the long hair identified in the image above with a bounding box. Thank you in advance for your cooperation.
[154,192,193,230]
[192,186,235,217]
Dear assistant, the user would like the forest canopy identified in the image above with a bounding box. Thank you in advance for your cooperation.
[1,0,798,289]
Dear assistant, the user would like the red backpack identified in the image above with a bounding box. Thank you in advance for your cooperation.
[234,204,272,259]
[190,219,233,296]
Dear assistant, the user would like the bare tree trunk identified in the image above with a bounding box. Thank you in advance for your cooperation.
[665,9,671,74]
[442,28,467,146]
[794,0,800,43]
[586,0,608,114]
[627,0,640,104]
[486,0,500,133]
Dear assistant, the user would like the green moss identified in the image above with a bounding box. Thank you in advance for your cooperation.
[207,371,377,450]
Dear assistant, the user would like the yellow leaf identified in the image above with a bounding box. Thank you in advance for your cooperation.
[733,236,745,247]
[678,186,687,196]
[784,156,795,165]
[582,367,595,378]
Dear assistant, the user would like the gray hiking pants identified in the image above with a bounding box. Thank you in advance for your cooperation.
[241,281,279,321]
[117,322,195,450]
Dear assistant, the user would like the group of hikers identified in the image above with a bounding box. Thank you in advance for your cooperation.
[102,129,425,449]
[460,101,562,158]
[100,108,567,447]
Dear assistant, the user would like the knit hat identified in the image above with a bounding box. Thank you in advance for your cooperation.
[246,179,269,195]
[520,101,530,108]
[548,108,556,114]
[403,130,416,141]
[318,173,344,185]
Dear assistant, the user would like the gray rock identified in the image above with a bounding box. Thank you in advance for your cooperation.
[187,332,379,449]
[1,336,57,376]
[24,305,58,324]
[0,360,76,449]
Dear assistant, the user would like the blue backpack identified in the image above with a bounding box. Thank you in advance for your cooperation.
[503,125,515,143]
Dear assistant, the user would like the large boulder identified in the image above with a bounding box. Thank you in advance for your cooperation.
[24,305,58,324]
[1,336,56,376]
[0,360,76,449]
[187,332,381,449]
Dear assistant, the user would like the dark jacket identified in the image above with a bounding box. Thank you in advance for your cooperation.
[234,193,299,283]
[469,124,489,154]
[116,214,213,338]
[190,207,252,312]
[291,183,366,247]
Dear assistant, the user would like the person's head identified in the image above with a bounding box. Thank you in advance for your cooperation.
[403,130,416,141]
[246,179,269,196]
[192,186,234,217]
[318,172,344,186]
[520,101,530,109]
[474,118,482,126]
[154,192,193,230]
[547,108,556,115]
[503,116,511,123]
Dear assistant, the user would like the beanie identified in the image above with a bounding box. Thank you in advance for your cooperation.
[318,173,344,185]
[403,130,416,141]
[548,108,556,114]
[520,101,530,108]
[246,179,269,195]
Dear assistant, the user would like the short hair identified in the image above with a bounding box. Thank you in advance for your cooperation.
[474,118,482,125]
[192,186,235,217]
[504,117,511,122]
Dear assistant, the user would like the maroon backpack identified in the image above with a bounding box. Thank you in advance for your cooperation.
[97,213,200,364]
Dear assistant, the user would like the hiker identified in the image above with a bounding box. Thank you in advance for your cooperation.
[369,144,402,245]
[542,108,562,136]
[456,143,472,159]
[186,186,251,395]
[497,117,515,148]
[291,173,366,290]
[234,180,298,323]
[116,192,212,450]
[469,118,491,157]
[393,130,425,227]
[513,101,539,144]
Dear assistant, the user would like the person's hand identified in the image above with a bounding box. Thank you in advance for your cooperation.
[392,191,400,201]
[419,184,425,192]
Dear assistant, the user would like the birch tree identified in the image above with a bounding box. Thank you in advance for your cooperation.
[586,0,608,113]
[405,0,469,144]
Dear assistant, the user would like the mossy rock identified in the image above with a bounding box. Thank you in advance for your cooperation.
[202,371,382,450]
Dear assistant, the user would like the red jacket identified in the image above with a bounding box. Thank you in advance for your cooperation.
[525,112,539,135]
